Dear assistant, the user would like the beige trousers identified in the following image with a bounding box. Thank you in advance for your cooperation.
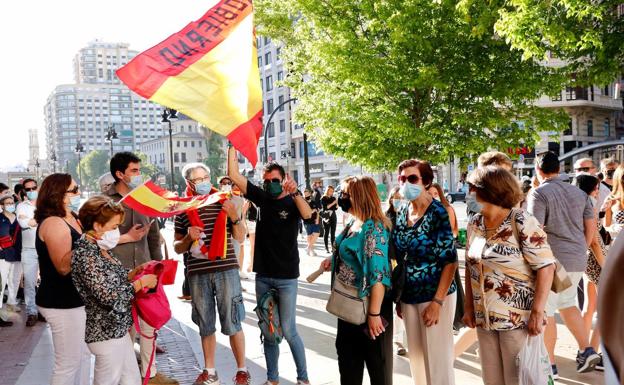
[476,328,528,385]
[402,292,456,385]
[129,316,157,378]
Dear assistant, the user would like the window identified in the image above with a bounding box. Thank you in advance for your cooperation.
[280,119,286,132]
[191,141,195,147]
[551,92,562,101]
[269,152,276,161]
[184,141,188,148]
[277,71,284,81]
[264,36,271,45]
[256,37,261,48]
[174,153,179,162]
[267,99,274,114]
[265,52,272,65]
[181,153,187,162]
[276,47,281,60]
[587,120,593,137]
[199,141,202,148]
[257,56,262,67]
[564,119,573,135]
[278,95,285,111]
[266,76,273,91]
[604,85,610,97]
[268,122,275,137]
[604,118,611,137]
[177,141,180,148]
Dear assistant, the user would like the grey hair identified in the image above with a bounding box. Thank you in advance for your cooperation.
[182,163,210,180]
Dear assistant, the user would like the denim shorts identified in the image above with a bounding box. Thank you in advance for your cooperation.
[188,268,245,336]
[304,223,320,235]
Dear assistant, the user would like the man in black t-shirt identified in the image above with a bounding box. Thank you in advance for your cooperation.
[227,146,312,385]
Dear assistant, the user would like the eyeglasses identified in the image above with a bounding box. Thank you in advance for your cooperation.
[263,178,281,184]
[66,186,80,194]
[24,186,37,192]
[220,181,232,186]
[398,174,420,184]
[575,167,591,172]
[189,176,210,184]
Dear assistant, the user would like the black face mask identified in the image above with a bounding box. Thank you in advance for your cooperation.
[606,169,616,179]
[337,196,352,213]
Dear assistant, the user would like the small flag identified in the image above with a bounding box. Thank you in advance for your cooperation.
[116,0,263,165]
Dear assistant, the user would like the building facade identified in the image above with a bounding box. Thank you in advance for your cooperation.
[45,40,167,167]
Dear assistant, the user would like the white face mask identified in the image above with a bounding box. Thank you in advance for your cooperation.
[96,228,121,250]
[220,184,232,193]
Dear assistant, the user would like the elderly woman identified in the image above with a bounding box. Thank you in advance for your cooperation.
[72,196,157,385]
[0,194,21,326]
[392,159,458,385]
[463,166,556,385]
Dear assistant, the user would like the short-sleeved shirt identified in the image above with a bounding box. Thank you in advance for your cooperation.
[467,210,556,331]
[72,237,135,343]
[527,176,594,272]
[392,200,458,304]
[174,202,238,275]
[321,196,338,212]
[244,181,301,279]
[333,219,391,298]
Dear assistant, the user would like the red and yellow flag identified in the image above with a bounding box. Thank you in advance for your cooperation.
[116,0,263,165]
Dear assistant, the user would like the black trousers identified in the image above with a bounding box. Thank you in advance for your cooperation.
[336,296,393,385]
[323,212,337,251]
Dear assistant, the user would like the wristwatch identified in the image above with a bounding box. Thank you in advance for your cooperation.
[231,218,241,225]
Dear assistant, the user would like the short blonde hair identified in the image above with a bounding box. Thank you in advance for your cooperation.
[477,151,513,170]
[467,166,522,209]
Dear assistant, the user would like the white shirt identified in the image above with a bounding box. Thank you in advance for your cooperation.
[16,200,37,249]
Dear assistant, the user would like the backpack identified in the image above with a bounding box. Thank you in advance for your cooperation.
[132,261,172,385]
[254,289,283,344]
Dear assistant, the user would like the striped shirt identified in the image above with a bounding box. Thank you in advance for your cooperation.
[174,203,238,275]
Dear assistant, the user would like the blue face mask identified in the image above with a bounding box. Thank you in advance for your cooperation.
[126,175,143,190]
[400,182,422,201]
[466,192,483,214]
[195,181,213,195]
[26,191,38,201]
[68,195,81,212]
[4,205,16,213]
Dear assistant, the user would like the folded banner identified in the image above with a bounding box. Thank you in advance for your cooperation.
[116,0,263,166]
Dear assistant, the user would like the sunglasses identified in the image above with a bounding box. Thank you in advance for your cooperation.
[66,186,80,194]
[398,174,420,184]
[24,186,38,192]
[220,181,232,185]
[575,167,591,172]
[263,178,281,184]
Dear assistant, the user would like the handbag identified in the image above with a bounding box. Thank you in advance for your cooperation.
[509,209,572,294]
[326,223,369,325]
[452,267,465,330]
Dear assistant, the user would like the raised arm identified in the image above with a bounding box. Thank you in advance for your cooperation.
[227,146,248,195]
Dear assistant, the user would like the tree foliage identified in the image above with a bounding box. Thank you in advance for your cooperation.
[255,0,569,169]
[203,130,226,184]
[492,0,624,85]
[78,150,110,191]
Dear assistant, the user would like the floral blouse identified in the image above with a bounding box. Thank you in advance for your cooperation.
[392,200,458,304]
[71,236,135,343]
[333,219,391,298]
[467,209,556,331]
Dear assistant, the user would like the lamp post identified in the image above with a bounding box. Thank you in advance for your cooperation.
[263,97,297,163]
[34,158,40,180]
[75,139,85,186]
[105,125,118,157]
[161,108,178,191]
[50,151,57,173]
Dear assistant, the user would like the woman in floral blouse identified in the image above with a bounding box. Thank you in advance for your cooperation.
[72,196,157,385]
[320,176,392,385]
[463,167,555,385]
[391,159,458,385]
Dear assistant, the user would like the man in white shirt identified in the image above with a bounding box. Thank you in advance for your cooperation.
[574,158,610,210]
[15,178,40,326]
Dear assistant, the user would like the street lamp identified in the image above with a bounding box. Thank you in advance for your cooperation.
[75,139,85,186]
[161,108,178,191]
[263,97,297,163]
[50,151,57,173]
[105,125,118,157]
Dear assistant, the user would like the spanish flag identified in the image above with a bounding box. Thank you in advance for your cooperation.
[116,0,263,166]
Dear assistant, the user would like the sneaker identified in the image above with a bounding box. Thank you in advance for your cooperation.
[26,314,38,327]
[233,371,250,385]
[155,344,166,354]
[576,347,601,373]
[177,295,192,301]
[193,370,219,385]
[239,270,249,280]
[595,353,604,371]
[147,372,179,385]
[7,304,21,313]
[37,312,46,322]
[295,381,310,385]
[0,319,13,327]
[551,365,559,380]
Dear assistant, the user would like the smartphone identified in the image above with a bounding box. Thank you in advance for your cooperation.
[362,315,389,339]
[138,219,155,229]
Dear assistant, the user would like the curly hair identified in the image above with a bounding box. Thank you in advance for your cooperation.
[34,174,73,223]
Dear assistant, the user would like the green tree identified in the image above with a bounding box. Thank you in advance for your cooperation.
[203,131,226,184]
[492,0,624,85]
[78,150,110,191]
[136,152,160,181]
[256,0,568,169]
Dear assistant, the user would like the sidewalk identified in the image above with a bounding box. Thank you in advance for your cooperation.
[3,221,604,385]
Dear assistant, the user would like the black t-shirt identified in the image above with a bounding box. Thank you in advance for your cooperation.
[303,197,319,224]
[245,180,302,279]
[321,196,338,211]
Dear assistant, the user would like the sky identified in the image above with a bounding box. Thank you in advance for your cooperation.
[0,0,218,171]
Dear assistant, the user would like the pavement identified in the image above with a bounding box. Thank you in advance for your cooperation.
[0,202,605,385]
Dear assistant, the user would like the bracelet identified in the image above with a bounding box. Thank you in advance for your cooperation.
[368,312,381,317]
[432,297,444,306]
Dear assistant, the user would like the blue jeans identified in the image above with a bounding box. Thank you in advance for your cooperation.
[22,248,39,316]
[255,276,308,382]
[189,269,245,336]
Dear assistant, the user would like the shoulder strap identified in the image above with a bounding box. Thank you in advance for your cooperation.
[510,209,522,252]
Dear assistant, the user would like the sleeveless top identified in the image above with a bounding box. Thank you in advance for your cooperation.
[36,219,84,309]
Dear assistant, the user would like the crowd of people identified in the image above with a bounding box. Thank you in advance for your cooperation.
[1,147,623,385]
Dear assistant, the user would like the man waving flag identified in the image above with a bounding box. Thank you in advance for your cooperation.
[117,0,263,166]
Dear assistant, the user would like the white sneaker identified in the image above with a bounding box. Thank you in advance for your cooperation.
[239,270,249,280]
[296,381,311,385]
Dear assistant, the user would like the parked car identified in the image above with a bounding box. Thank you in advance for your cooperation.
[445,191,466,203]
